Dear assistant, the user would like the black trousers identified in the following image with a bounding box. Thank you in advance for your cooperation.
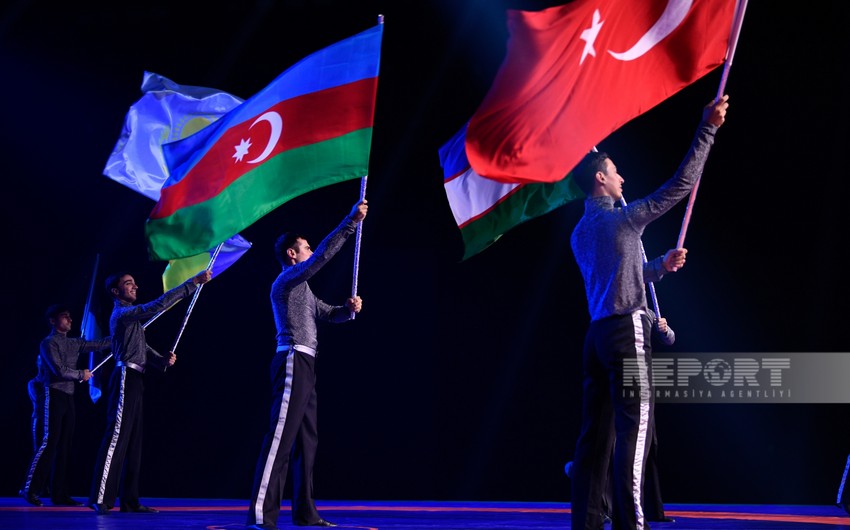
[643,426,667,520]
[22,388,75,500]
[28,379,45,454]
[89,366,145,509]
[248,349,321,527]
[571,311,655,530]
[600,424,666,520]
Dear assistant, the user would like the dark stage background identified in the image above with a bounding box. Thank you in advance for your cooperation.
[2,0,848,506]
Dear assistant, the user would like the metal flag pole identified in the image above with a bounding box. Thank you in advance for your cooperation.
[348,13,382,320]
[350,176,368,320]
[81,254,108,383]
[168,242,224,355]
[80,253,100,340]
[143,302,177,329]
[89,354,113,377]
[676,0,749,249]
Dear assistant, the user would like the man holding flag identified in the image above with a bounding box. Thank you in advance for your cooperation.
[247,200,367,529]
[88,268,211,515]
[20,304,111,507]
[569,95,728,530]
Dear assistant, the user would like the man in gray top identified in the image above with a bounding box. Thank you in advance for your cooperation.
[247,199,367,530]
[88,268,211,515]
[20,304,111,507]
[569,95,729,530]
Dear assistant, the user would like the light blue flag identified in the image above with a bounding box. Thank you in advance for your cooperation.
[103,72,252,283]
[103,71,244,200]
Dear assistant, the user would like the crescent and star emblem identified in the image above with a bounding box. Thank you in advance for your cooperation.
[232,111,283,164]
[579,0,693,64]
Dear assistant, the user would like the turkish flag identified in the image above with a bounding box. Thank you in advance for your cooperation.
[466,0,738,184]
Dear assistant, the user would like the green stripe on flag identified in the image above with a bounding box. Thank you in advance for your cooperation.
[460,175,584,260]
[147,128,372,260]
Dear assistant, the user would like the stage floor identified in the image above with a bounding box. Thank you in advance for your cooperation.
[1,498,849,529]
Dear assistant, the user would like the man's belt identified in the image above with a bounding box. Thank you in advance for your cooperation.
[116,360,145,374]
[276,344,317,357]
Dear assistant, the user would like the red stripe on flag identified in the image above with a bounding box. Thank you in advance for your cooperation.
[151,77,377,219]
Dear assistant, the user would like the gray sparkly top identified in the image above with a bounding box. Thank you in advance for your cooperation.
[39,332,111,395]
[110,279,198,371]
[272,215,357,351]
[571,122,718,322]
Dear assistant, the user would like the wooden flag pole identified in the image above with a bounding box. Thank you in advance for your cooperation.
[676,0,749,249]
[350,176,368,320]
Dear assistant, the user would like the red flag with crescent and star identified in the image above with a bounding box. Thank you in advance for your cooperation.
[466,0,738,184]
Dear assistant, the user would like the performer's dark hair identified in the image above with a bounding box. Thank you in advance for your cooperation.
[44,303,70,320]
[274,233,304,266]
[104,271,132,296]
[574,151,611,195]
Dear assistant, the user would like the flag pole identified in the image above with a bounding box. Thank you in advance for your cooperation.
[350,176,367,320]
[348,13,381,320]
[167,242,224,355]
[81,254,105,383]
[676,0,748,249]
[142,300,181,329]
[89,354,113,377]
[714,0,749,103]
[80,253,100,340]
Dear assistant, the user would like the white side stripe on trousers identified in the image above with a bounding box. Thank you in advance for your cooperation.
[630,311,650,530]
[253,352,295,524]
[96,367,127,504]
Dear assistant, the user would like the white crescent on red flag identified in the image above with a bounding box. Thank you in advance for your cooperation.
[466,0,738,184]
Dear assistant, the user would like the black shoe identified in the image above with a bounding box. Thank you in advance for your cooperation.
[19,490,42,507]
[120,504,159,513]
[295,519,337,527]
[52,497,84,507]
[90,503,110,515]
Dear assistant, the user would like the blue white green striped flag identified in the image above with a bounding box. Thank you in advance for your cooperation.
[439,123,584,260]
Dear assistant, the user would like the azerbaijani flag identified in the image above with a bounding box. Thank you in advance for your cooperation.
[439,123,584,260]
[146,23,383,261]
